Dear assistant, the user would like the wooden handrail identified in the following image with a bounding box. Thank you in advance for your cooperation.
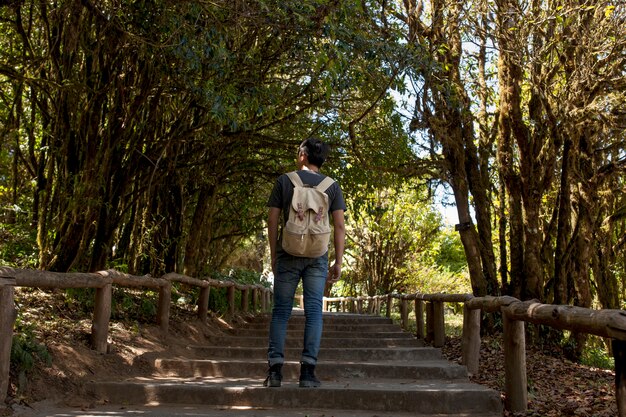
[0,266,272,404]
[324,291,626,416]
[5,269,624,415]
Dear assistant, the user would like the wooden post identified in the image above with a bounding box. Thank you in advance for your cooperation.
[241,288,249,313]
[157,281,171,333]
[386,294,392,318]
[91,283,112,353]
[198,286,210,322]
[0,281,17,404]
[503,310,527,412]
[426,302,434,343]
[227,285,235,315]
[400,298,409,330]
[357,298,363,314]
[415,299,425,340]
[462,304,481,375]
[323,298,328,312]
[251,288,258,312]
[261,289,267,312]
[613,339,626,417]
[433,300,445,347]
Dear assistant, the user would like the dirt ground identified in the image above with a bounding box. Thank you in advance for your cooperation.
[2,299,250,417]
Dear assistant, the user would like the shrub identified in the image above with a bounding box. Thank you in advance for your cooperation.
[10,320,52,395]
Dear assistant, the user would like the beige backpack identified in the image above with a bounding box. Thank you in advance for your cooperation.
[281,171,335,257]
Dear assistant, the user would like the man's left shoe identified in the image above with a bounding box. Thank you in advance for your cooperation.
[298,362,321,388]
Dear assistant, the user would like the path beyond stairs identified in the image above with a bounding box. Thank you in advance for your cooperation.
[22,311,504,416]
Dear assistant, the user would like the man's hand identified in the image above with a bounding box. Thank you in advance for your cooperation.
[327,262,342,283]
[271,256,277,278]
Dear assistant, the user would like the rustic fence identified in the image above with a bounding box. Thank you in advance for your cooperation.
[4,267,626,415]
[320,292,626,416]
[0,266,272,403]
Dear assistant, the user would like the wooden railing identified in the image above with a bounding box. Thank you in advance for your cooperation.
[320,292,626,416]
[0,266,272,403]
[4,267,625,415]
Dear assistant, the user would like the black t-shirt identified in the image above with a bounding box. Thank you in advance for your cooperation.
[267,170,347,227]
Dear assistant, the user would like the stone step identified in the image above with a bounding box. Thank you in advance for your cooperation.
[87,378,503,415]
[84,311,503,415]
[240,322,404,332]
[189,345,441,362]
[246,312,394,325]
[153,359,469,380]
[224,328,415,339]
[204,335,421,348]
[19,403,503,417]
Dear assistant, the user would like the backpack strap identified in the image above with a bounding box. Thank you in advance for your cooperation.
[287,171,334,192]
[316,176,335,192]
[286,171,304,187]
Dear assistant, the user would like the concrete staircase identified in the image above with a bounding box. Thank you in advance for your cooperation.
[87,311,503,416]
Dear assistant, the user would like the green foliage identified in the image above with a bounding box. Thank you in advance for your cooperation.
[207,287,230,315]
[55,268,266,320]
[386,308,464,337]
[110,288,158,322]
[61,287,159,322]
[206,268,269,314]
[425,227,468,274]
[341,181,470,297]
[578,336,614,370]
[11,321,52,394]
[408,264,472,295]
[63,288,96,315]
[211,268,267,286]
[0,221,39,268]
[443,310,465,337]
[407,226,471,296]
[580,347,614,370]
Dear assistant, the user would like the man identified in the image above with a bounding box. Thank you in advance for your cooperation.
[265,137,346,388]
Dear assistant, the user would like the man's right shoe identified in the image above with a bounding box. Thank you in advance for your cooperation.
[299,362,321,388]
[263,363,282,387]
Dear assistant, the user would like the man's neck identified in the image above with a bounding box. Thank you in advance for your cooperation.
[300,164,320,173]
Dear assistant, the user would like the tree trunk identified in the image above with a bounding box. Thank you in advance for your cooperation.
[184,185,217,277]
[407,0,491,297]
[553,138,572,304]
[498,172,509,293]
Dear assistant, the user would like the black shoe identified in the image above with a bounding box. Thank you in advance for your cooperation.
[299,362,321,388]
[263,363,282,387]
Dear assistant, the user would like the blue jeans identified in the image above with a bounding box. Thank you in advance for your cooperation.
[268,252,328,366]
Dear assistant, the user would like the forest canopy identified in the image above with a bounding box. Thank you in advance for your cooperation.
[1,0,625,323]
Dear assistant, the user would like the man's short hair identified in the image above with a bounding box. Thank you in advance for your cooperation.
[299,137,330,168]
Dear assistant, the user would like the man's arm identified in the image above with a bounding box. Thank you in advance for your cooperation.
[268,207,281,277]
[328,209,345,283]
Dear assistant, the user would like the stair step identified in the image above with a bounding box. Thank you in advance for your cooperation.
[188,346,441,361]
[240,322,405,332]
[87,378,503,415]
[246,313,394,325]
[85,311,503,415]
[205,335,422,348]
[26,403,503,417]
[224,328,415,338]
[153,359,469,380]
